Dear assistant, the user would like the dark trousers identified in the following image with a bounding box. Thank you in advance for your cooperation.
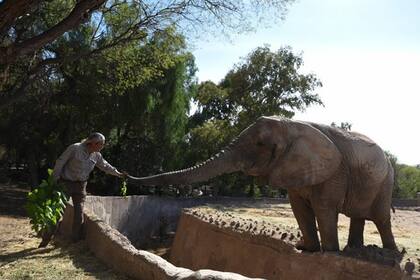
[39,179,87,246]
[61,179,88,241]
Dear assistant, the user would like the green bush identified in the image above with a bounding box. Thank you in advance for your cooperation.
[25,169,68,235]
[396,165,420,198]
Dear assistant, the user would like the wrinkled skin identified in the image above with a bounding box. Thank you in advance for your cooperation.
[129,116,397,252]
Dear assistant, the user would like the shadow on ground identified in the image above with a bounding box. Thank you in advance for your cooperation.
[0,183,30,217]
[0,182,131,280]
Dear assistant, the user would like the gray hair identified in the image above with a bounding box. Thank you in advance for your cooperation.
[83,132,105,144]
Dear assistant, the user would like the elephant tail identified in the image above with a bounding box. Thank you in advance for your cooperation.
[391,203,395,214]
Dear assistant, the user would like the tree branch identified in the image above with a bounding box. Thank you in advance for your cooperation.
[0,0,42,38]
[0,0,106,66]
[0,29,148,110]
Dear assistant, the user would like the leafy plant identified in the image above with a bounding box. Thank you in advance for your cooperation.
[25,169,68,235]
[120,179,127,197]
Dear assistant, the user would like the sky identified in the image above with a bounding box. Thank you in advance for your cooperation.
[191,0,420,165]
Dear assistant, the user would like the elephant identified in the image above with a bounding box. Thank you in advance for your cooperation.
[128,116,397,252]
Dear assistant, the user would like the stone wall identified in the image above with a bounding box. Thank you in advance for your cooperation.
[392,198,420,208]
[59,201,262,280]
[58,195,416,280]
[83,195,289,247]
[82,195,418,249]
[170,211,407,280]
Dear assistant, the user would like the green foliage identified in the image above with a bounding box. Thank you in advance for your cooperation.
[385,151,420,199]
[396,165,420,198]
[1,4,322,197]
[186,120,233,164]
[25,169,68,235]
[1,0,294,106]
[245,185,262,198]
[191,81,232,122]
[1,18,196,190]
[120,180,127,197]
[219,45,323,128]
[188,45,323,195]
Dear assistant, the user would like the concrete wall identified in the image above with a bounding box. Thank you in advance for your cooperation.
[59,199,263,280]
[392,198,420,207]
[58,195,415,280]
[83,195,418,248]
[170,213,405,280]
[83,196,288,247]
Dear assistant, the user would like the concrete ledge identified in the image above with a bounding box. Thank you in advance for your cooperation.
[82,195,289,248]
[58,195,415,279]
[59,201,262,280]
[170,211,405,280]
[392,198,420,208]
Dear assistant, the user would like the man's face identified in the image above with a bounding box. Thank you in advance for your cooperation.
[93,141,105,152]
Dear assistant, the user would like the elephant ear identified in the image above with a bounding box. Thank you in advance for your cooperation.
[269,122,342,189]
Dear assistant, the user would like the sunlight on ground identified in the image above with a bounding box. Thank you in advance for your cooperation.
[0,216,130,280]
[215,203,420,258]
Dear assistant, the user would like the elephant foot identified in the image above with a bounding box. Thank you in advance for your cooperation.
[295,238,321,252]
[383,243,399,251]
[346,241,364,249]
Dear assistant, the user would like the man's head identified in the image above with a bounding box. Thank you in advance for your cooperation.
[84,132,105,153]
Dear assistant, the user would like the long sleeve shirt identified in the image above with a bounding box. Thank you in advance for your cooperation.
[52,142,121,182]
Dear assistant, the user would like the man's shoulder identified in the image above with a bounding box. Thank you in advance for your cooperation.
[69,142,83,149]
[64,142,86,155]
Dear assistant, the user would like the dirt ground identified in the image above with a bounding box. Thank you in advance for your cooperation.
[211,203,420,250]
[0,183,131,280]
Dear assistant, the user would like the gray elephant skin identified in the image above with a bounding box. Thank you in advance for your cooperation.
[129,116,397,252]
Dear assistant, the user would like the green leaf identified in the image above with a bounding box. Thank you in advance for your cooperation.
[25,167,68,235]
[120,180,127,197]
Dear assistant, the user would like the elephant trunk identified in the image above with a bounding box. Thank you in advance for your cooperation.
[128,149,239,186]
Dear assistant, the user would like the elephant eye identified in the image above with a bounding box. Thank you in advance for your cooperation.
[256,141,264,147]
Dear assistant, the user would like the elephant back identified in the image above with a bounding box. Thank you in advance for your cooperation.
[308,122,390,190]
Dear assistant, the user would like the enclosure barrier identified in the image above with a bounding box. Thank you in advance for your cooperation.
[58,195,413,280]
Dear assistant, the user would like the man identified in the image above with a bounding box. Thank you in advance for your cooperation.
[39,132,127,247]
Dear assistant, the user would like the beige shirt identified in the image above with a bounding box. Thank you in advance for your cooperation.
[53,142,120,182]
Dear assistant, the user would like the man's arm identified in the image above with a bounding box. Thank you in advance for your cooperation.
[52,145,75,181]
[95,154,125,178]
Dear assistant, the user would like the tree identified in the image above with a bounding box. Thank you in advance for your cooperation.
[396,165,420,198]
[0,23,195,188]
[0,0,294,108]
[214,46,322,129]
[384,151,420,199]
[191,46,322,130]
[187,45,323,195]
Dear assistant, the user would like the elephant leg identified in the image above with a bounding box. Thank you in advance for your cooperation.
[289,192,320,252]
[347,217,365,248]
[313,206,339,251]
[374,218,398,250]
